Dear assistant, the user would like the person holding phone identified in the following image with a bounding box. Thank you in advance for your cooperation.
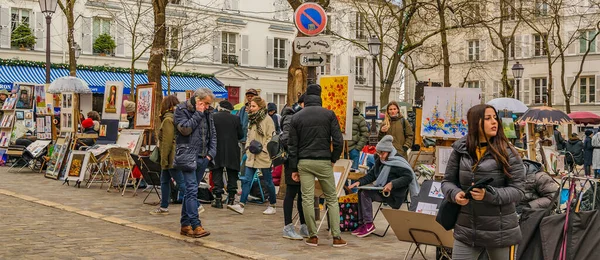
[441,104,525,260]
[173,88,216,238]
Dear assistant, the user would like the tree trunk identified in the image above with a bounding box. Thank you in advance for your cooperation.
[501,49,510,97]
[148,0,167,135]
[66,1,76,76]
[286,32,307,106]
[545,40,553,107]
[437,0,450,87]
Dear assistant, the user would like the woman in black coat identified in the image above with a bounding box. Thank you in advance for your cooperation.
[584,130,594,177]
[210,100,243,208]
[441,104,525,260]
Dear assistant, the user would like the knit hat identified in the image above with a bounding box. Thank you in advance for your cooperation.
[82,118,94,129]
[376,135,395,152]
[306,84,321,96]
[353,107,360,115]
[245,88,258,96]
[585,130,593,136]
[298,93,306,104]
[267,102,277,112]
[0,89,9,96]
[218,100,234,111]
[123,100,136,113]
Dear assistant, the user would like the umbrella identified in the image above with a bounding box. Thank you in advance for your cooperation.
[487,98,529,114]
[517,106,574,125]
[568,111,600,125]
[48,76,91,94]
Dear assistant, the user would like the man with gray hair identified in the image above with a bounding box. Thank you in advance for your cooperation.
[173,87,217,238]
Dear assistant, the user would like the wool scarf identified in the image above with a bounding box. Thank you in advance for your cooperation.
[374,148,420,196]
[248,108,267,136]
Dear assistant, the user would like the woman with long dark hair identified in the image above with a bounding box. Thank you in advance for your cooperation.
[442,104,525,260]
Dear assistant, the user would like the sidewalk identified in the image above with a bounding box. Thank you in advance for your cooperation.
[0,168,434,259]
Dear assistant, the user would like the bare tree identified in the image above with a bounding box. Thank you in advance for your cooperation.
[57,0,77,76]
[148,0,168,135]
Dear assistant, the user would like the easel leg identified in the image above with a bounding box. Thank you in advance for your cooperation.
[62,177,70,186]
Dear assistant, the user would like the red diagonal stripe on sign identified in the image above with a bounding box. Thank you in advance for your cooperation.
[301,10,321,29]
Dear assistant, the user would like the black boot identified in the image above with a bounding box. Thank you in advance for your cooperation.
[212,196,223,209]
[227,194,236,205]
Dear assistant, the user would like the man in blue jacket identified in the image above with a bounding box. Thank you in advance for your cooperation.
[174,88,217,239]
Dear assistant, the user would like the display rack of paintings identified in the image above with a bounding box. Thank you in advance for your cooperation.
[35,116,53,140]
[60,92,77,133]
[134,83,156,129]
[0,90,17,148]
[45,133,73,179]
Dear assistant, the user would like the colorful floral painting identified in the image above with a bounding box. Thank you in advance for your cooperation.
[319,76,349,134]
[134,84,156,129]
[421,87,481,139]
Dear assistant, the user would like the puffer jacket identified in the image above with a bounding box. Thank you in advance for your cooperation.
[288,94,343,172]
[566,137,584,166]
[245,113,275,169]
[378,116,414,158]
[348,109,369,151]
[441,136,525,248]
[173,99,217,171]
[517,160,559,214]
[280,106,300,185]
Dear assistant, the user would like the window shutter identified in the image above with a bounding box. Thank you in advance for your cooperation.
[366,57,372,86]
[0,7,9,48]
[596,75,600,104]
[115,23,125,57]
[81,17,93,54]
[522,35,530,58]
[596,31,600,53]
[213,32,221,63]
[481,80,489,103]
[266,36,274,68]
[285,39,291,67]
[568,77,578,105]
[232,0,239,11]
[335,55,341,74]
[348,56,355,74]
[567,31,577,55]
[458,42,466,63]
[241,34,249,66]
[523,78,530,105]
[480,39,486,61]
[350,12,357,39]
[494,81,500,98]
[553,78,564,106]
[34,12,44,51]
[515,35,522,59]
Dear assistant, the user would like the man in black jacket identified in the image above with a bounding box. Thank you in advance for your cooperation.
[288,84,346,247]
[211,100,243,208]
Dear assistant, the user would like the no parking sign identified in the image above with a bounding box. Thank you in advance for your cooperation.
[294,3,328,36]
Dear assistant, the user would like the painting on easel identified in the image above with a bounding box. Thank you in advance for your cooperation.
[421,87,481,139]
[134,83,156,129]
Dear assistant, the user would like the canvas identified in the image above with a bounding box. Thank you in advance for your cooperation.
[61,93,73,109]
[61,112,75,132]
[34,84,47,114]
[45,137,67,179]
[15,111,24,120]
[502,118,517,138]
[116,129,144,154]
[135,83,156,129]
[16,84,33,109]
[318,75,354,140]
[421,87,481,139]
[61,151,90,182]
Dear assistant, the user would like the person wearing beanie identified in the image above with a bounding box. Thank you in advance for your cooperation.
[76,118,98,149]
[584,130,594,177]
[211,99,243,208]
[288,83,347,247]
[87,111,101,133]
[123,100,136,129]
[348,107,369,170]
[267,102,281,133]
[566,133,584,172]
[348,135,414,238]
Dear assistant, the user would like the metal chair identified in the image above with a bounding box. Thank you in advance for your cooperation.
[106,147,138,196]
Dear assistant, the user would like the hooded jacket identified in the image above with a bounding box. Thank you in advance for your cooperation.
[566,136,584,166]
[517,160,559,214]
[281,105,300,185]
[173,99,217,171]
[288,84,343,172]
[441,136,525,248]
[349,108,369,151]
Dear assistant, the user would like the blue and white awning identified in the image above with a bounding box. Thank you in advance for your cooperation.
[0,65,227,98]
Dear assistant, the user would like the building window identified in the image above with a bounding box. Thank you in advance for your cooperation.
[166,26,181,59]
[501,0,516,21]
[169,0,181,4]
[504,36,515,58]
[534,34,547,57]
[274,38,287,68]
[93,17,112,41]
[270,93,287,114]
[318,54,331,75]
[468,40,480,61]
[355,57,366,84]
[580,76,596,103]
[355,13,366,40]
[466,81,480,88]
[11,8,30,31]
[466,3,481,22]
[579,30,597,54]
[222,32,238,65]
[224,0,239,11]
[533,78,548,105]
[536,0,549,16]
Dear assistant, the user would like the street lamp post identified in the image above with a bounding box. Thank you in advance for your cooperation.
[511,62,524,100]
[368,36,381,146]
[39,0,58,84]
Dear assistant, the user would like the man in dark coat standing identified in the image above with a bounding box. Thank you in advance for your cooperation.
[211,100,243,208]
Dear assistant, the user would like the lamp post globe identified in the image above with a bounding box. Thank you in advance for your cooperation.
[367,36,382,145]
[39,0,58,84]
[511,62,525,100]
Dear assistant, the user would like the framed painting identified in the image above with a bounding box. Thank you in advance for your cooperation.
[15,111,24,120]
[421,87,481,139]
[318,75,354,140]
[116,129,144,154]
[34,84,46,114]
[134,83,156,129]
[102,82,123,119]
[16,84,34,109]
[60,112,75,132]
[61,151,90,182]
[61,93,73,110]
[45,137,66,179]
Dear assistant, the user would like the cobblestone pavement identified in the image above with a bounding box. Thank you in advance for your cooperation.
[0,169,436,259]
[0,193,240,259]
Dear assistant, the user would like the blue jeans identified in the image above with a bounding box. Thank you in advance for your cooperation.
[240,167,276,205]
[180,158,209,228]
[160,168,184,209]
[349,149,360,169]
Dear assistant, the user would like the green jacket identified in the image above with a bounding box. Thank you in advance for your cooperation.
[348,113,369,151]
[159,112,176,170]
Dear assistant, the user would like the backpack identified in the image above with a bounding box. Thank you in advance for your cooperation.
[267,132,287,167]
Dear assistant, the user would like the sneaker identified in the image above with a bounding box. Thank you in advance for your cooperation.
[351,224,366,236]
[192,226,210,238]
[299,224,310,238]
[150,207,169,215]
[333,237,347,247]
[356,223,376,238]
[283,224,303,240]
[180,226,194,237]
[305,236,318,246]
[198,205,205,214]
[263,205,276,215]
[212,199,223,209]
[227,204,244,214]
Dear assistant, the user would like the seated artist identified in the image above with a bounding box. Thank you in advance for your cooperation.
[348,135,414,238]
[75,118,97,150]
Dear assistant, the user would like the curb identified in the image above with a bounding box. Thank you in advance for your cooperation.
[0,189,284,260]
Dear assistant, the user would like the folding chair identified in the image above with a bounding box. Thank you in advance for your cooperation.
[106,147,138,196]
[372,189,410,237]
[85,153,110,188]
[7,145,28,172]
[131,155,162,205]
[247,169,266,204]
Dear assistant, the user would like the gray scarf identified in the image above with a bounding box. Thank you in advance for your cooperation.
[374,148,420,196]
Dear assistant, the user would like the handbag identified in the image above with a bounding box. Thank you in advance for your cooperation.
[436,196,461,231]
[150,147,160,164]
